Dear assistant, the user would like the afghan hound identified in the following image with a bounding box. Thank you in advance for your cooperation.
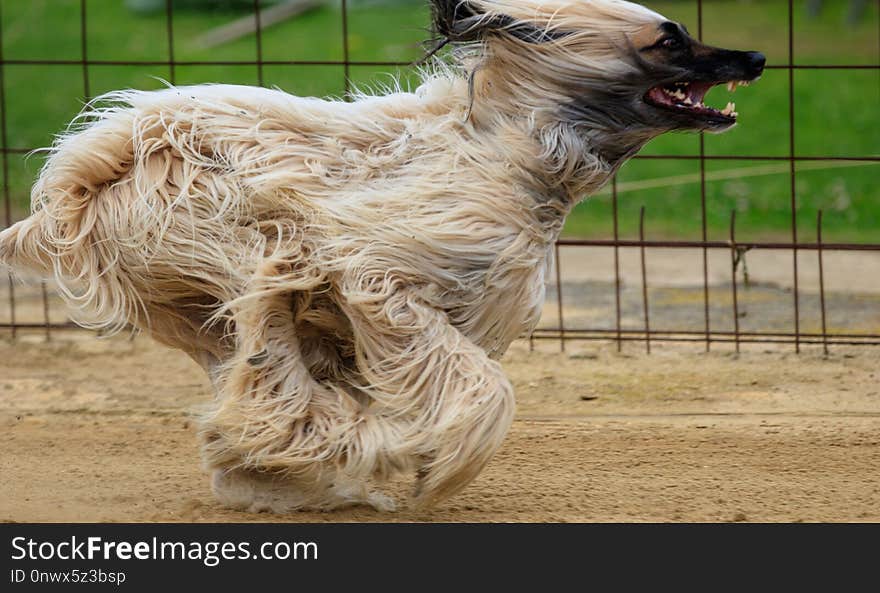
[0,0,764,512]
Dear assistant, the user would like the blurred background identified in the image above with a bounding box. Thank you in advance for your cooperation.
[0,0,877,243]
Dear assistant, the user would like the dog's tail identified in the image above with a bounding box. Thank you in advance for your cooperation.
[0,217,48,280]
[0,220,23,270]
[2,91,138,268]
[0,93,148,331]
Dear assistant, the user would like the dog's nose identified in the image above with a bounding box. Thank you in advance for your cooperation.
[748,52,766,72]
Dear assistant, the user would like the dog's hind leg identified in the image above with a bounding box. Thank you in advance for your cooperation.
[338,276,516,508]
[200,257,399,511]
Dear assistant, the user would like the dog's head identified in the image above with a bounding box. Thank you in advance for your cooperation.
[630,18,765,133]
[431,0,765,142]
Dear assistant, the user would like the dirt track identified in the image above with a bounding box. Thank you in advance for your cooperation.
[1,335,877,523]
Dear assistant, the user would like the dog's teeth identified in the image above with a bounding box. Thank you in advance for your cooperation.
[683,97,693,105]
[727,81,736,92]
[721,102,736,116]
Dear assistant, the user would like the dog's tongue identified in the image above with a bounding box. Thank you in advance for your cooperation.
[647,80,737,118]
[686,81,714,104]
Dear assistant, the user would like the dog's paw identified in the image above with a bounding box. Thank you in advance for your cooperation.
[211,468,398,513]
[328,480,397,512]
[365,490,397,512]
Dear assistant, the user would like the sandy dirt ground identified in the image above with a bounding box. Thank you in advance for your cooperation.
[1,334,877,523]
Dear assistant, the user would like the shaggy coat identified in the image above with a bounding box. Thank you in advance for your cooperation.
[0,0,763,511]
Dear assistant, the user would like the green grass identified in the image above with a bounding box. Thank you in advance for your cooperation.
[1,0,877,242]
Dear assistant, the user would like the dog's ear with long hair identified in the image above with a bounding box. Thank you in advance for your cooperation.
[430,0,567,44]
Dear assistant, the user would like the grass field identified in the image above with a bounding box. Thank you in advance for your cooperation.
[0,0,877,242]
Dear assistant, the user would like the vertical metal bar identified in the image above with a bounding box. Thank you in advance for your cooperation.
[41,282,50,341]
[639,206,650,354]
[165,0,176,84]
[0,1,16,339]
[788,0,801,353]
[341,0,350,96]
[253,0,264,87]
[817,210,828,356]
[611,176,622,352]
[80,0,90,99]
[0,0,6,236]
[697,0,710,353]
[2,277,11,340]
[63,0,92,342]
[730,210,741,354]
[554,242,565,352]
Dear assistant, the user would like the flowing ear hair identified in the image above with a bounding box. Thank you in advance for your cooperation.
[430,0,568,44]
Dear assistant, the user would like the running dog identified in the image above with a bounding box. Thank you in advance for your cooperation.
[0,0,764,511]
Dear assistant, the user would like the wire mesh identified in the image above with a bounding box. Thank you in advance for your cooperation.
[0,0,878,352]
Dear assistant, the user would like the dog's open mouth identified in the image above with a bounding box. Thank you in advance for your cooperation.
[644,79,753,122]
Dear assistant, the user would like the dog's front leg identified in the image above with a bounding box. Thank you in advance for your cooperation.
[339,276,516,508]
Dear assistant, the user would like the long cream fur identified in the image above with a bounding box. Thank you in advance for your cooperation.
[0,0,672,511]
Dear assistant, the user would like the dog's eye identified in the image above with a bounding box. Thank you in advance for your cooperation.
[660,37,682,49]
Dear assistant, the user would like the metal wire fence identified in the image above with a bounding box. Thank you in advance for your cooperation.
[1,0,878,353]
